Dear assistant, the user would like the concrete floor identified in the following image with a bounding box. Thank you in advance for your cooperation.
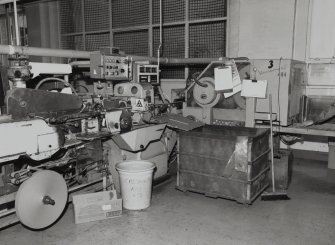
[1,156,335,245]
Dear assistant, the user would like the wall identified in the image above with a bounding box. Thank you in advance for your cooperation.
[307,0,335,60]
[227,0,326,61]
[228,0,296,59]
[292,0,310,60]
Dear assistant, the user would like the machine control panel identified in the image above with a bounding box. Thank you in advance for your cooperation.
[137,64,159,85]
[90,52,130,81]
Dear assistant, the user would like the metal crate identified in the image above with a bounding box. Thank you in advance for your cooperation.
[177,125,270,204]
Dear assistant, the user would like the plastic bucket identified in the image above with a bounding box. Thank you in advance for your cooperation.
[115,160,156,210]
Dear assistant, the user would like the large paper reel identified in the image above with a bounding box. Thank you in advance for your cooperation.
[15,170,68,229]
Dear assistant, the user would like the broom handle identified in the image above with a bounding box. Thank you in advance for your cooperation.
[269,94,275,192]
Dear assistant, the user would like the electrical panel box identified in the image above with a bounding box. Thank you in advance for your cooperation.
[90,52,130,81]
[137,64,159,85]
[250,59,306,126]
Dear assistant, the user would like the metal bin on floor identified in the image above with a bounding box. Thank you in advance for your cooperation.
[177,125,270,204]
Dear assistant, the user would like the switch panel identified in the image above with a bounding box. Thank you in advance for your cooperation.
[137,64,159,85]
[90,52,130,81]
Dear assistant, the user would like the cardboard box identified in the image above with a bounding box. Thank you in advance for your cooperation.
[73,190,122,224]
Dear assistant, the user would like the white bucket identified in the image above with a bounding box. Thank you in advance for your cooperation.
[116,160,156,210]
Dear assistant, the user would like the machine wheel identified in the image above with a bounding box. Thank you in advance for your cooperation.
[192,77,221,108]
[15,170,68,229]
[35,77,77,95]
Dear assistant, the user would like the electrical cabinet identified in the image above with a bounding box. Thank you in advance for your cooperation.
[90,48,130,81]
[250,59,306,126]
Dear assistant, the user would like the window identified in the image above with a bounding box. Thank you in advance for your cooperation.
[59,0,227,78]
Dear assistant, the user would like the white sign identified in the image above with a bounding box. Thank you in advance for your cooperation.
[223,60,242,98]
[241,79,268,98]
[131,98,147,111]
[214,66,233,92]
[30,62,72,78]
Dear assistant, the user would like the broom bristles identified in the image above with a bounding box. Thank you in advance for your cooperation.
[261,191,290,201]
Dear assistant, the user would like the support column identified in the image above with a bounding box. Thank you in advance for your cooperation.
[245,97,256,127]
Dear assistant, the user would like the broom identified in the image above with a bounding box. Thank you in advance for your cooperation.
[261,94,290,201]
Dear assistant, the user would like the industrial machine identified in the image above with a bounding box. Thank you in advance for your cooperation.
[247,59,306,126]
[0,48,179,230]
[182,60,250,125]
[88,48,177,184]
[181,59,307,127]
[0,53,132,229]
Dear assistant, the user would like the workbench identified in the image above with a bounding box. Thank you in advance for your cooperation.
[255,123,335,169]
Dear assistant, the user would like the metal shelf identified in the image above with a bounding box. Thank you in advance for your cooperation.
[256,123,335,137]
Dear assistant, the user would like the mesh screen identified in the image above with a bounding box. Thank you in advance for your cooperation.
[153,26,185,58]
[152,0,185,24]
[61,35,84,50]
[113,30,148,56]
[59,0,83,34]
[160,66,185,79]
[111,0,149,29]
[153,26,185,79]
[85,33,110,51]
[189,21,226,58]
[0,6,5,15]
[188,64,208,77]
[84,0,110,32]
[189,0,227,20]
